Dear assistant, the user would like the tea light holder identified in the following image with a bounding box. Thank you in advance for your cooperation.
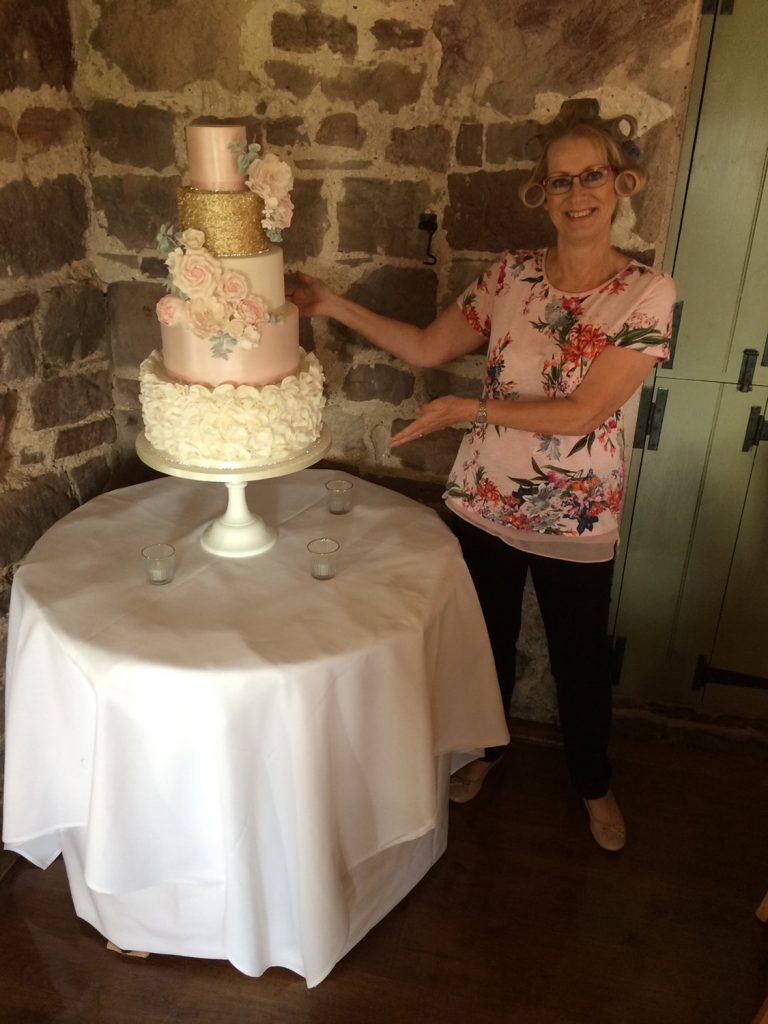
[307,537,339,580]
[142,543,176,585]
[326,478,354,514]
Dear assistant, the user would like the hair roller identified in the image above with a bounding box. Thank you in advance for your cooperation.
[559,97,601,124]
[523,133,546,161]
[519,182,547,208]
[614,169,642,197]
[621,138,642,162]
[609,114,638,142]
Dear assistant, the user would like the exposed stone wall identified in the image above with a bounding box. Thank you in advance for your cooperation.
[66,0,700,723]
[0,0,119,782]
[68,0,701,488]
[0,0,703,783]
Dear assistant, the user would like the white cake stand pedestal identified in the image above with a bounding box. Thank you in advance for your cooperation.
[135,425,331,558]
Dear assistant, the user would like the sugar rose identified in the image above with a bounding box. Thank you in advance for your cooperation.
[181,228,206,251]
[271,195,294,230]
[166,249,222,300]
[234,295,268,326]
[188,296,228,338]
[247,153,293,202]
[156,295,186,326]
[217,271,250,303]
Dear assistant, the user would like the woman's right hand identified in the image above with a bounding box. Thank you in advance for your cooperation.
[286,271,336,318]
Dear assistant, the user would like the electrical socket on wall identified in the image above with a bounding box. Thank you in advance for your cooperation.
[418,212,437,232]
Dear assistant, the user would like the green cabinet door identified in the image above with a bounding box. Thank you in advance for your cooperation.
[665,0,768,386]
[702,392,768,713]
[615,384,768,711]
[615,0,768,717]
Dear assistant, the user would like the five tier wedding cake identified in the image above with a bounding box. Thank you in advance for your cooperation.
[139,121,325,468]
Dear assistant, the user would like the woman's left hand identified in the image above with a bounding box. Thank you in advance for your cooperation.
[390,396,475,448]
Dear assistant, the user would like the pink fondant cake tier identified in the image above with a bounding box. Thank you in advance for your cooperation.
[161,302,301,388]
[186,124,246,192]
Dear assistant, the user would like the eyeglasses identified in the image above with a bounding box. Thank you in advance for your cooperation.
[540,164,613,195]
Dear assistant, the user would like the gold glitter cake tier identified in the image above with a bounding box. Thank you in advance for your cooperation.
[177,187,269,256]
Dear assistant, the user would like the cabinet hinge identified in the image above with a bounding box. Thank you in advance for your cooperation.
[662,299,684,370]
[741,406,768,451]
[632,386,669,451]
[693,655,768,691]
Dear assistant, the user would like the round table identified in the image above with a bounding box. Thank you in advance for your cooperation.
[2,470,508,986]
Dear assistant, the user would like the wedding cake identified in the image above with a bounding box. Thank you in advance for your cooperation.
[139,122,325,468]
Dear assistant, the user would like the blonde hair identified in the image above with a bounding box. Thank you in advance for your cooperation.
[519,98,646,208]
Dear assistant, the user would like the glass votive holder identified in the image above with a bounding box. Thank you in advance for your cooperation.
[326,478,353,514]
[142,543,176,585]
[307,537,339,580]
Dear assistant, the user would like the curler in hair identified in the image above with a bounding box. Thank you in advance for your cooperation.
[520,182,547,208]
[614,169,642,197]
[609,115,638,141]
[559,97,601,123]
[523,134,546,161]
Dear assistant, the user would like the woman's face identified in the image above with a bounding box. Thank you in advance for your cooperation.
[543,134,618,244]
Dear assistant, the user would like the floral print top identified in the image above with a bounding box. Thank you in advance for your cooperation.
[444,249,675,562]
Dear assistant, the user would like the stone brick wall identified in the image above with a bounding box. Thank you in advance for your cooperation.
[0,0,703,802]
[0,1,119,785]
[69,0,701,487]
[66,0,701,724]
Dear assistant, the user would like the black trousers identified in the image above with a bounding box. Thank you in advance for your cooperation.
[452,515,615,799]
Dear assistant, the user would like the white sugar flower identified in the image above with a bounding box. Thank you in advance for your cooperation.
[188,296,228,338]
[181,228,206,251]
[247,153,293,202]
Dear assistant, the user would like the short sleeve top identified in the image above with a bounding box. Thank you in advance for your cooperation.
[444,248,676,562]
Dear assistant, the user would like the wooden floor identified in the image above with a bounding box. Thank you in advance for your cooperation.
[2,729,768,1024]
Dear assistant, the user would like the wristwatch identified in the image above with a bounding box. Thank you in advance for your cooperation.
[475,398,487,426]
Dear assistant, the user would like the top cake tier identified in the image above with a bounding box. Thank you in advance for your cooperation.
[186,124,246,192]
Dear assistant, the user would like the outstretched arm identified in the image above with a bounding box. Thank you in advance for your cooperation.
[390,345,658,447]
[287,271,485,368]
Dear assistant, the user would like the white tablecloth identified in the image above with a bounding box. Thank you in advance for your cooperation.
[3,470,508,985]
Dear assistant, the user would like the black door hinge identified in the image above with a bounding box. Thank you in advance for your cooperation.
[693,655,768,691]
[742,406,768,451]
[633,387,669,451]
[662,300,684,370]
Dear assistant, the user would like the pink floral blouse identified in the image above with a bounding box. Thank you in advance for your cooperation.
[444,249,675,561]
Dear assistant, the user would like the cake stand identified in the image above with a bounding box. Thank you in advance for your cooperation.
[135,425,331,558]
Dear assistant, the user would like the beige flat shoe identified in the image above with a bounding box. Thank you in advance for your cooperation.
[584,796,626,852]
[449,758,499,804]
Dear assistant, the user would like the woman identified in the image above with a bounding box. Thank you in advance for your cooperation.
[288,99,675,852]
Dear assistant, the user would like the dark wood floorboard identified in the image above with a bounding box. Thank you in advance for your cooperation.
[2,733,768,1024]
